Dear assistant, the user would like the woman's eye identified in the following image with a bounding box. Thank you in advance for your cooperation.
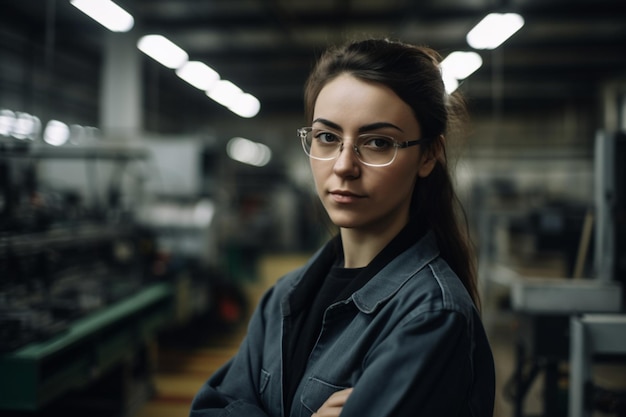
[315,132,340,144]
[362,136,393,150]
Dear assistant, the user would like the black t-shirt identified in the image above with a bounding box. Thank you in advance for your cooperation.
[306,264,363,346]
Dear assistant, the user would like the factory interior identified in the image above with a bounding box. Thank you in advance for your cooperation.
[1,0,626,416]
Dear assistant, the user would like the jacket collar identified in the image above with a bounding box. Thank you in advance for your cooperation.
[351,230,439,313]
[285,222,439,316]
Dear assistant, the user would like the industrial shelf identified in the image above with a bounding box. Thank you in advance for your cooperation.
[0,282,174,411]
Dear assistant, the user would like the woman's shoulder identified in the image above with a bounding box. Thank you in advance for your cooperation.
[379,232,478,320]
[413,256,476,313]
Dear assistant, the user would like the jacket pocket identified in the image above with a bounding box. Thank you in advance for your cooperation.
[300,377,350,415]
[258,368,282,414]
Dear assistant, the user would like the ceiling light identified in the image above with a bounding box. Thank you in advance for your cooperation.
[137,35,188,69]
[440,51,483,81]
[13,112,41,140]
[43,120,70,146]
[206,80,243,108]
[176,61,220,91]
[226,137,271,167]
[442,75,459,94]
[466,13,524,50]
[229,93,261,118]
[70,0,134,32]
[0,109,15,136]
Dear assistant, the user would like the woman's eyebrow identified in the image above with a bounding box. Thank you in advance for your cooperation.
[358,122,404,133]
[312,119,404,133]
[312,118,342,131]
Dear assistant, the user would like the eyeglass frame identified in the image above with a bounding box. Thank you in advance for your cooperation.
[297,126,435,167]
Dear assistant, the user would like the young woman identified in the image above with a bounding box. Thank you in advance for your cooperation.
[190,38,495,417]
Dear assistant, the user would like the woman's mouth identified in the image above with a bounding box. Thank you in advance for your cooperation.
[329,190,365,203]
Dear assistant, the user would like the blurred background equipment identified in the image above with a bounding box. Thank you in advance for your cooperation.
[0,139,175,414]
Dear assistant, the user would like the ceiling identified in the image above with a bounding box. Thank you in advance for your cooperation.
[2,0,626,134]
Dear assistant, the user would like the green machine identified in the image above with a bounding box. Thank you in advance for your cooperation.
[0,282,174,412]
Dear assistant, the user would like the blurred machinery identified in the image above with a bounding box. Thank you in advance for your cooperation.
[0,137,177,414]
[504,131,626,417]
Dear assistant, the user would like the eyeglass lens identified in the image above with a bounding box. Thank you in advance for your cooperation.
[303,130,398,166]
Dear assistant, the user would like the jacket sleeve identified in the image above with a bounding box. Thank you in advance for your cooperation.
[188,288,277,417]
[339,310,486,417]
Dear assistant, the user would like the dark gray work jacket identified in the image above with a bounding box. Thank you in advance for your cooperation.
[189,231,495,417]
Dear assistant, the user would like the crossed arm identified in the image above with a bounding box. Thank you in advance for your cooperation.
[190,307,480,417]
[312,388,353,417]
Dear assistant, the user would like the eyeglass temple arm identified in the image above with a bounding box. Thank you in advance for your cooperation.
[400,137,436,148]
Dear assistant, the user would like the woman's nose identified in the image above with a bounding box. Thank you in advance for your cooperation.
[333,142,361,177]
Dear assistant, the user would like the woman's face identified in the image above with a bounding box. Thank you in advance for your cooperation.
[310,73,435,234]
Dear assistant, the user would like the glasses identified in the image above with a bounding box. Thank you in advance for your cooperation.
[298,127,433,167]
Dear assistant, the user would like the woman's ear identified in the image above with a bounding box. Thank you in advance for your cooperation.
[417,135,444,178]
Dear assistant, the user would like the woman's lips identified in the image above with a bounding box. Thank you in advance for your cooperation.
[329,190,365,203]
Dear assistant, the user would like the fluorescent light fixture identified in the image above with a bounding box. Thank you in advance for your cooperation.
[137,35,188,69]
[229,93,261,118]
[442,75,460,94]
[207,80,243,108]
[13,112,41,140]
[440,51,483,81]
[227,137,271,167]
[176,61,220,91]
[69,124,86,145]
[70,0,134,32]
[466,13,524,50]
[0,109,15,136]
[43,120,70,146]
[205,79,261,118]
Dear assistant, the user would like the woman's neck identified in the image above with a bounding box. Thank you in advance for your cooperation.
[339,217,409,268]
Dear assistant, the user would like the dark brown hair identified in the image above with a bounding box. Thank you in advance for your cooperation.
[304,38,479,309]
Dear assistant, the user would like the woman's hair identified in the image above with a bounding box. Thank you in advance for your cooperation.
[304,38,479,309]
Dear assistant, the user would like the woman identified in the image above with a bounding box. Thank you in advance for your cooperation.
[190,38,495,417]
